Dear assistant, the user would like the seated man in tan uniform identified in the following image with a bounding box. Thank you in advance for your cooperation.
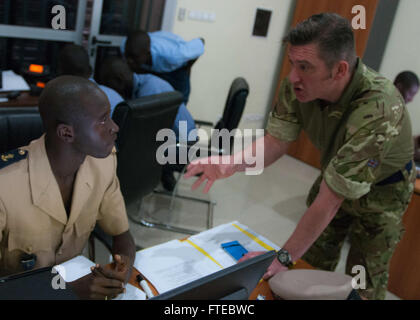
[0,76,136,299]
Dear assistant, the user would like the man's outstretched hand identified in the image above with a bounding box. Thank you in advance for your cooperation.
[184,155,236,193]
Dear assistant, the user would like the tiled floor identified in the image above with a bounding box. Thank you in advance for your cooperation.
[91,154,401,300]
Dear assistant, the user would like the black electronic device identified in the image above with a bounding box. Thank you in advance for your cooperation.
[0,266,78,300]
[21,63,50,77]
[6,90,21,99]
[151,250,276,300]
[20,63,51,96]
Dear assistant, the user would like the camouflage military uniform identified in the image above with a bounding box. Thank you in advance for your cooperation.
[266,58,415,300]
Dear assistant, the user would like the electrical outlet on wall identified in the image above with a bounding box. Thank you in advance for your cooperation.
[178,8,186,21]
[243,113,264,122]
[188,10,216,22]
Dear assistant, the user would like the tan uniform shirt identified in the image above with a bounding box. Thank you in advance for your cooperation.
[0,135,129,276]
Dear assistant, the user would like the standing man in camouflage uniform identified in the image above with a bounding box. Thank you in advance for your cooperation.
[184,13,415,300]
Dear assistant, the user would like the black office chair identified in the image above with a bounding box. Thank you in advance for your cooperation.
[197,77,250,154]
[0,107,44,153]
[150,77,250,235]
[112,91,181,229]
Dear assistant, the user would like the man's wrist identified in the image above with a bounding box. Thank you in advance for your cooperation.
[276,248,295,269]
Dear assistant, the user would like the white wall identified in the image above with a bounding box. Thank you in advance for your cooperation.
[165,0,293,130]
[380,0,420,135]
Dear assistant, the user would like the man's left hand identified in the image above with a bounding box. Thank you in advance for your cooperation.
[112,254,132,283]
[238,251,288,280]
[263,258,288,280]
[92,254,132,284]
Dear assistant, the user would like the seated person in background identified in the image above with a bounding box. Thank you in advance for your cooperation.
[120,30,205,104]
[100,57,197,191]
[57,44,124,115]
[0,76,136,300]
[393,71,420,163]
[394,71,419,104]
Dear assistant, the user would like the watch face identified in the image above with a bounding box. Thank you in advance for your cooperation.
[277,249,291,266]
[278,252,288,264]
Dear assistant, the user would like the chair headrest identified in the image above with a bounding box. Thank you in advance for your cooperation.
[268,269,354,300]
[225,77,249,108]
[125,91,184,116]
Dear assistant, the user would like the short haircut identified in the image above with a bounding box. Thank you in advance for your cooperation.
[283,13,357,71]
[57,44,92,78]
[394,71,419,90]
[125,30,150,58]
[39,76,104,130]
[99,57,131,83]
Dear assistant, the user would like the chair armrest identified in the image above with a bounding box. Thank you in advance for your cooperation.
[195,120,214,128]
[92,224,113,253]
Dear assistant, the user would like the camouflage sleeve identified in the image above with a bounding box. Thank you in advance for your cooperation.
[323,99,398,200]
[266,78,301,142]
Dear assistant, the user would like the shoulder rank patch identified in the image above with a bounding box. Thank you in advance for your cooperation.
[0,148,28,170]
[367,159,379,169]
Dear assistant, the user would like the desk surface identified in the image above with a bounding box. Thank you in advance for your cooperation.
[0,92,38,108]
[415,179,420,194]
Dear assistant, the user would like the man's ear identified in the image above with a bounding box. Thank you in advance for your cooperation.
[56,123,75,143]
[333,61,349,80]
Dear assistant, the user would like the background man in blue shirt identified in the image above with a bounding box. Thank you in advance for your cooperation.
[120,30,205,104]
[100,57,197,191]
[393,71,420,164]
[57,44,124,115]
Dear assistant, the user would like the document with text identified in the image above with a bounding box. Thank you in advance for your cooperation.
[134,221,280,294]
[134,239,223,293]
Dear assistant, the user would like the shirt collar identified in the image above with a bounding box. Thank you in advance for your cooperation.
[334,57,365,108]
[132,74,140,99]
[316,58,365,116]
[28,135,94,226]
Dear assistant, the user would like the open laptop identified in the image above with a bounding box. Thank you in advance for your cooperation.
[152,250,276,300]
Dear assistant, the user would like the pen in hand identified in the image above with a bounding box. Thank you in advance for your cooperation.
[136,274,154,298]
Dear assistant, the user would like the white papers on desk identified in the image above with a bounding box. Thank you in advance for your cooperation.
[134,221,280,294]
[114,283,146,300]
[134,239,223,294]
[53,255,95,282]
[0,70,30,92]
[189,221,280,268]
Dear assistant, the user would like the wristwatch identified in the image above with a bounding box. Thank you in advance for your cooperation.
[277,248,294,269]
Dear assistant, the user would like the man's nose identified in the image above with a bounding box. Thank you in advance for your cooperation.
[288,66,300,84]
[110,119,119,134]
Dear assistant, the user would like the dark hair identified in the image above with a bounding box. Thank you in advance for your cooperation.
[39,76,103,130]
[57,44,92,78]
[394,71,419,90]
[125,30,150,58]
[283,13,357,71]
[99,57,131,86]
